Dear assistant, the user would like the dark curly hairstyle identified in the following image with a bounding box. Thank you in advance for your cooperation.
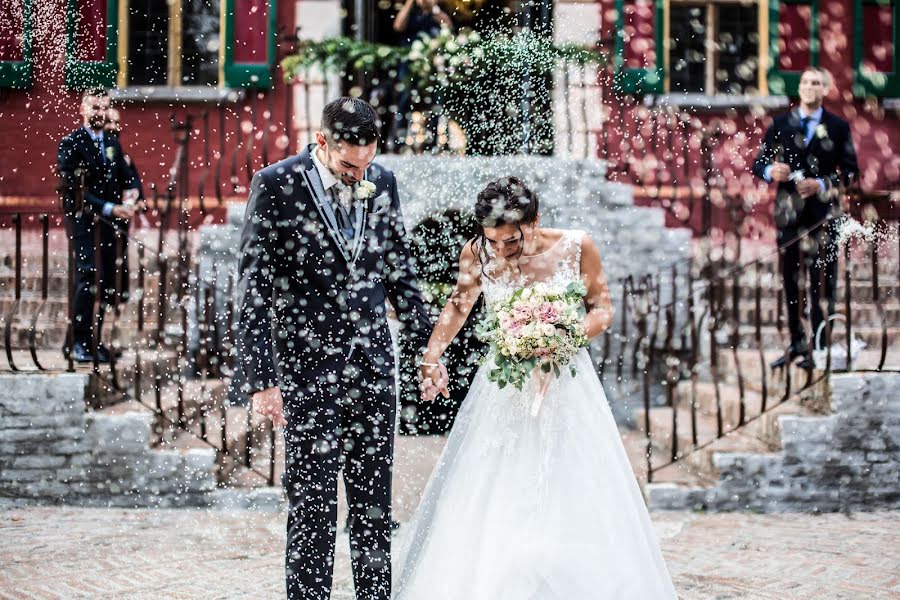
[471,176,540,275]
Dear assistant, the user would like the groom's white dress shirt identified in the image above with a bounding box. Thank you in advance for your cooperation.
[312,145,340,192]
[312,146,359,239]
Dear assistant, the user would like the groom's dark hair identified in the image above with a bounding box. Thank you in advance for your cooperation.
[321,97,380,146]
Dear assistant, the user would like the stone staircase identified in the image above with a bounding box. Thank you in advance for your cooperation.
[644,371,900,512]
[0,372,218,507]
[718,258,900,352]
[623,238,900,510]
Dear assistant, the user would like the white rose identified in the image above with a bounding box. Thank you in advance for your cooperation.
[816,124,828,139]
[356,180,376,200]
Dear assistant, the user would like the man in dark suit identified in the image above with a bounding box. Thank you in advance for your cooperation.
[58,89,142,363]
[105,107,145,202]
[753,67,859,369]
[236,97,448,600]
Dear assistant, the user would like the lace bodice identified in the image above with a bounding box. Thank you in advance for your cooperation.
[481,229,585,304]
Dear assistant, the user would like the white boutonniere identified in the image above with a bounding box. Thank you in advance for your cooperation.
[105,146,116,161]
[816,124,828,139]
[355,180,376,200]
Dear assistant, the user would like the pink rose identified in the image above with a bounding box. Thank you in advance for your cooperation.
[513,306,532,322]
[536,302,559,324]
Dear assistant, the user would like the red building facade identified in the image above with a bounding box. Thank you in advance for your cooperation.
[0,0,293,214]
[1,0,898,236]
[597,0,900,236]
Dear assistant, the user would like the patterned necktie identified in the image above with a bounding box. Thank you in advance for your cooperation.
[330,186,355,242]
[800,116,811,146]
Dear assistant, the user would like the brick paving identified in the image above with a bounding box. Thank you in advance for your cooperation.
[1,432,899,599]
[2,506,899,599]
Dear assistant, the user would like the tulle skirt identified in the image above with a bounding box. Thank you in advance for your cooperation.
[392,350,678,600]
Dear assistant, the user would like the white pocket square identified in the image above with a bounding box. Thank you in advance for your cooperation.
[370,193,391,215]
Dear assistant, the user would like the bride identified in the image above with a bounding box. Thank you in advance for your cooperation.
[394,176,678,599]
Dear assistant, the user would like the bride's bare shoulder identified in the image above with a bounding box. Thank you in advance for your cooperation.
[457,239,484,286]
[459,239,484,270]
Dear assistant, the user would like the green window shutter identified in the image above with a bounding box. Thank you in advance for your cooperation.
[613,0,664,95]
[768,0,820,97]
[65,0,119,90]
[0,0,33,88]
[853,0,900,97]
[222,0,277,89]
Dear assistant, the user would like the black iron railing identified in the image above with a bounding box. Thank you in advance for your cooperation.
[622,215,899,482]
[0,122,281,489]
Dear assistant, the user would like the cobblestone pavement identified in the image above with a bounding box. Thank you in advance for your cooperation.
[2,505,899,600]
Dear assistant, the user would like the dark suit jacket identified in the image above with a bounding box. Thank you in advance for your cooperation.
[57,127,138,233]
[236,144,432,397]
[752,108,859,224]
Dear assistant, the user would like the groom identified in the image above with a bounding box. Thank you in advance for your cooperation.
[236,97,447,599]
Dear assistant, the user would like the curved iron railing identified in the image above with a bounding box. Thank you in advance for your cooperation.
[622,214,899,483]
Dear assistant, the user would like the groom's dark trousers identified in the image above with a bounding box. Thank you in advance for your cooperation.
[283,357,395,599]
[236,144,431,600]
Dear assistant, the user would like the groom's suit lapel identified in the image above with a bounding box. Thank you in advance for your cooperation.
[298,146,370,271]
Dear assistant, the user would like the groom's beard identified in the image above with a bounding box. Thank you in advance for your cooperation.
[318,146,357,185]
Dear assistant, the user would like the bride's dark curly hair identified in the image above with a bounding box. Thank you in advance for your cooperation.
[471,176,540,276]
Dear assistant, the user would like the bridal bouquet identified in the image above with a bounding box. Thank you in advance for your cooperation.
[476,281,589,400]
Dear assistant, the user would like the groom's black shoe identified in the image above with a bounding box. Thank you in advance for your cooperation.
[770,341,809,370]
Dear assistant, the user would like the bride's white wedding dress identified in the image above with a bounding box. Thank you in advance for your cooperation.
[392,229,678,599]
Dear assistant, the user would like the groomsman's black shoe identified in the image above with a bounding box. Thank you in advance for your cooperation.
[770,342,809,370]
[72,342,110,364]
[99,343,122,359]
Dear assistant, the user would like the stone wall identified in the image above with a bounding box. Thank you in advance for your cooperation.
[0,373,217,508]
[647,372,900,512]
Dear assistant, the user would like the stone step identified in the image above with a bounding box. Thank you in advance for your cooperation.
[644,372,900,512]
[0,372,219,506]
[721,279,899,303]
[632,402,772,480]
[0,308,164,349]
[619,426,709,487]
[673,380,765,426]
[726,324,900,353]
[146,394,283,488]
[99,395,258,488]
[634,376,816,481]
[730,302,900,328]
[0,270,168,295]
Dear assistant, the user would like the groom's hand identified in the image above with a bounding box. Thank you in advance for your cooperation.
[252,386,287,428]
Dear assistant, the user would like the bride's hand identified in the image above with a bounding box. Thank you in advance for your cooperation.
[419,361,450,401]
